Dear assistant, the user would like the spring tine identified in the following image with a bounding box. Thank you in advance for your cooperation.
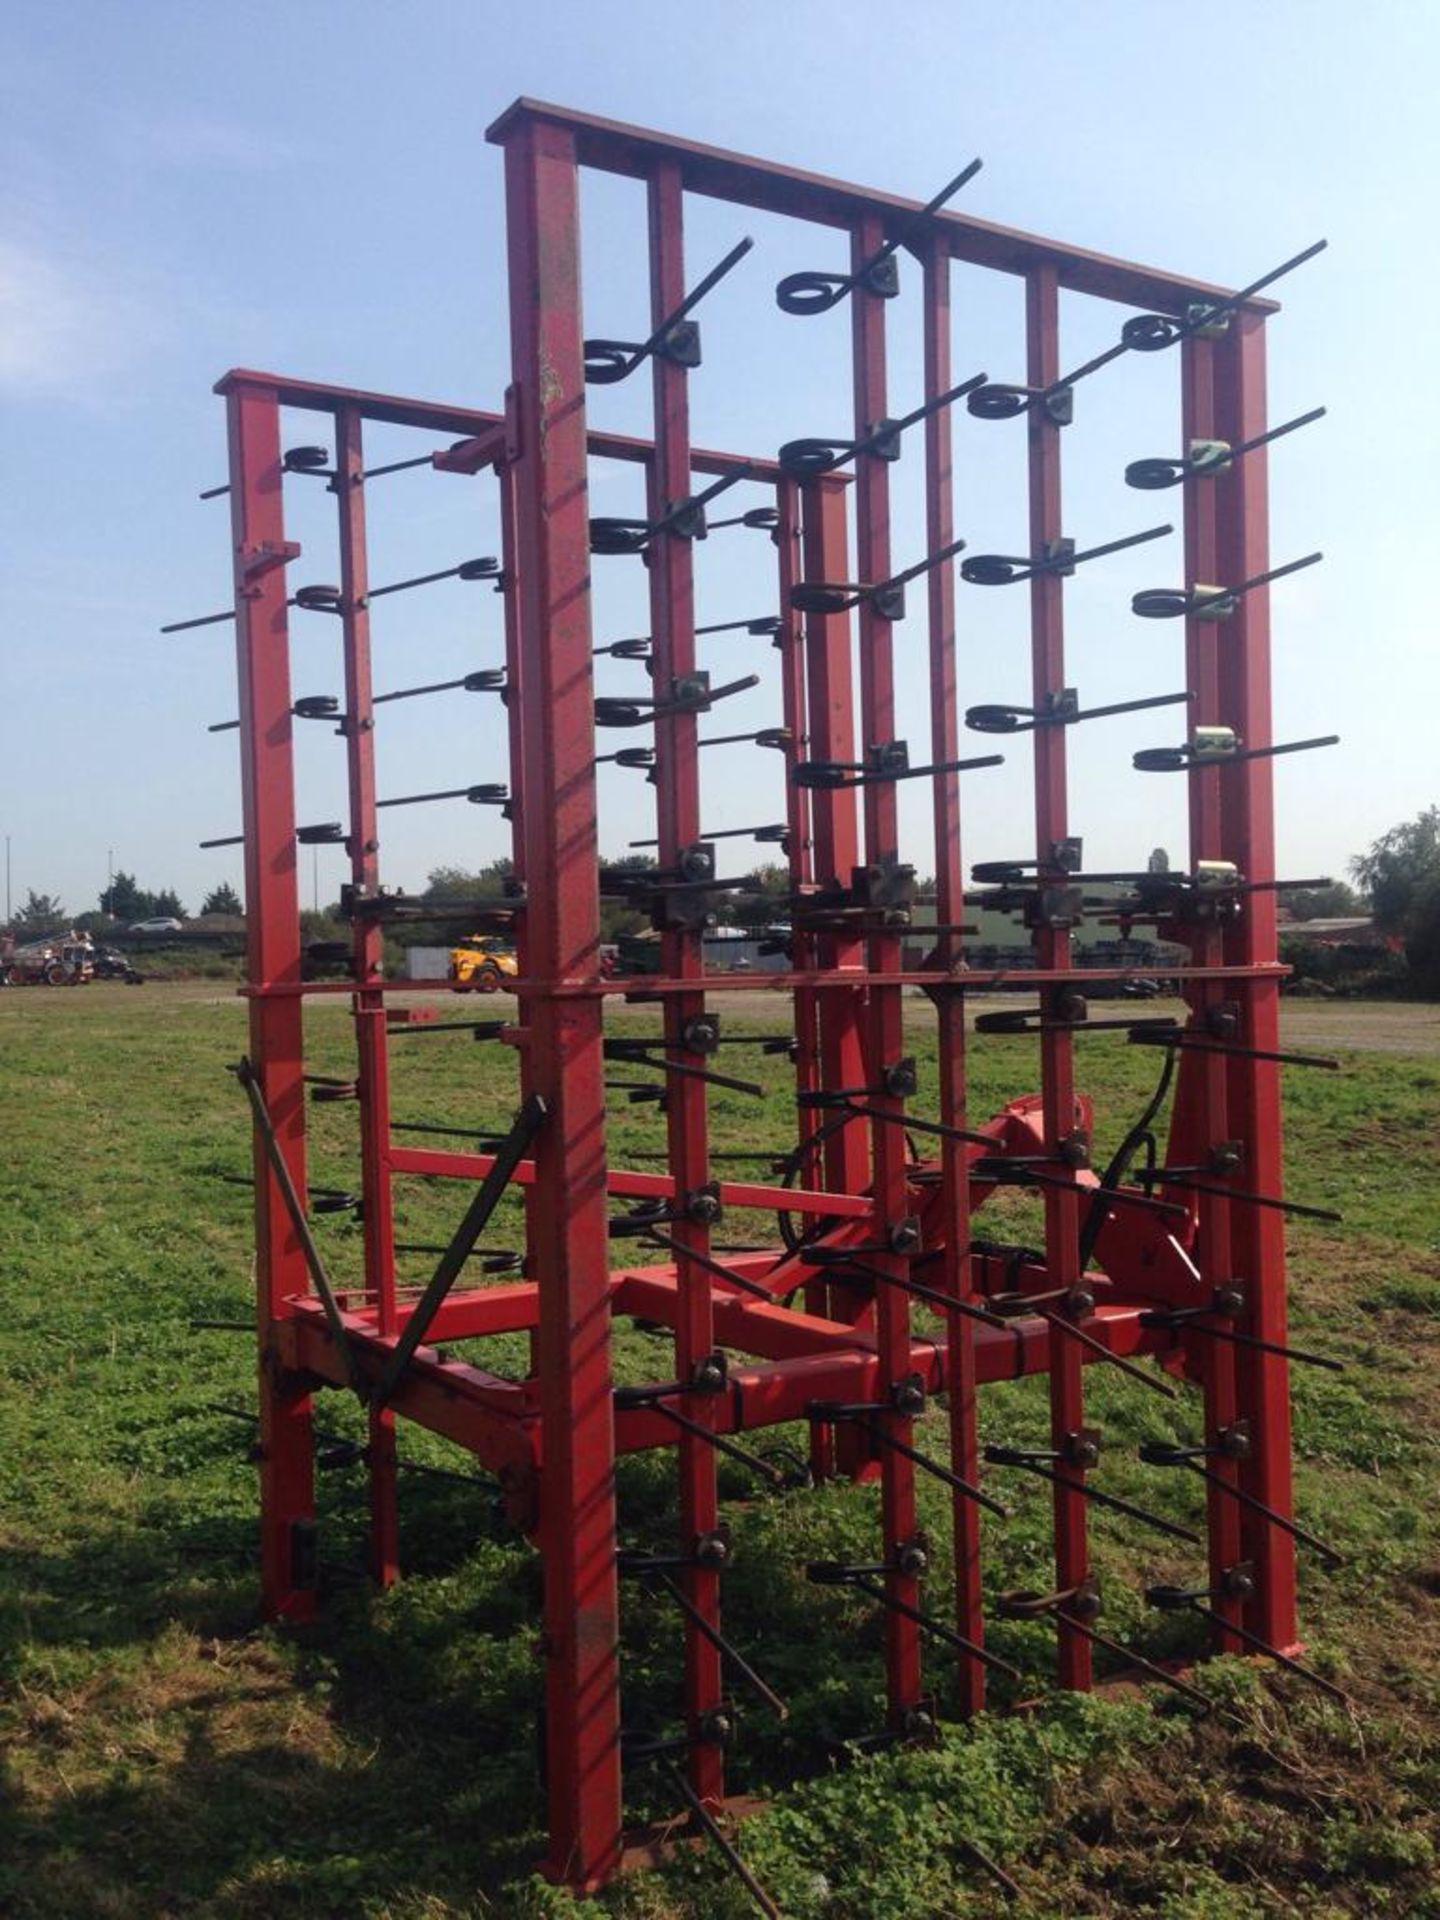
[1128,1030,1340,1071]
[1140,1310,1343,1373]
[987,1447,1202,1545]
[810,1251,1011,1330]
[585,236,754,383]
[1127,405,1327,489]
[1032,1306,1177,1400]
[1177,1458,1343,1566]
[1060,1613,1212,1709]
[162,608,236,634]
[1190,236,1328,329]
[656,1757,781,1920]
[646,1399,787,1487]
[1162,1598,1350,1705]
[365,556,501,601]
[885,533,970,593]
[857,1417,1011,1519]
[648,1569,789,1717]
[634,1229,778,1303]
[1138,1170,1341,1223]
[775,159,982,315]
[845,1573,1021,1681]
[1069,521,1174,568]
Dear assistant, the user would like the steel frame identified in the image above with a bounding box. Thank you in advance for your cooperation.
[209,98,1319,1897]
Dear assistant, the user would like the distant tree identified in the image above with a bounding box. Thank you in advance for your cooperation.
[1284,881,1361,922]
[1352,806,1440,996]
[99,870,146,920]
[1147,847,1171,874]
[150,888,187,919]
[201,883,244,916]
[14,890,68,936]
[424,859,514,901]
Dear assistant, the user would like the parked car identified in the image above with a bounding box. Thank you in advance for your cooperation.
[127,917,184,934]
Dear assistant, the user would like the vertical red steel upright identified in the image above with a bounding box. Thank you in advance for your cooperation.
[194,98,1331,1904]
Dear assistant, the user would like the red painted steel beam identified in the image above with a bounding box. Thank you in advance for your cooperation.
[216,368,782,481]
[1026,266,1091,1691]
[1173,341,1244,1651]
[645,158,726,1811]
[388,1144,876,1219]
[226,378,316,1624]
[484,100,1279,317]
[498,110,623,1890]
[334,404,402,1590]
[850,211,923,1724]
[922,236,988,1715]
[1214,313,1299,1652]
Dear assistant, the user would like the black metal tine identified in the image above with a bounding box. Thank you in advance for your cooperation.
[799,1093,1005,1155]
[376,782,508,811]
[642,1567,789,1718]
[820,1569,1022,1682]
[1060,1614,1213,1710]
[590,466,756,555]
[1132,238,1329,349]
[1146,1584,1349,1704]
[584,235,755,384]
[595,614,782,656]
[1132,550,1322,620]
[707,505,781,533]
[775,158,983,315]
[604,1043,764,1097]
[806,1402,1010,1519]
[973,1160,1192,1223]
[386,1020,508,1037]
[793,750,1003,790]
[1135,1168,1341,1223]
[644,1399,787,1487]
[628,823,788,848]
[777,369,989,476]
[1138,1304,1344,1373]
[1140,1442,1343,1566]
[373,1096,547,1408]
[392,1120,515,1144]
[654,1755,781,1920]
[373,668,506,706]
[984,1445,1203,1545]
[596,746,657,770]
[1126,405,1327,490]
[365,556,502,603]
[699,726,792,750]
[594,672,762,729]
[801,1249,1011,1331]
[162,607,236,634]
[1133,730,1339,773]
[966,688,1192,735]
[199,834,245,850]
[969,243,1326,426]
[393,1241,522,1273]
[625,1228,778,1304]
[1128,1029,1340,1071]
[962,521,1172,587]
[1023,1303,1178,1400]
[789,534,968,618]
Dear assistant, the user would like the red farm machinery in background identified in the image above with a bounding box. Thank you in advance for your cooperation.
[171,100,1346,1907]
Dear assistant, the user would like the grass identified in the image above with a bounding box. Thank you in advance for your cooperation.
[0,984,1437,1917]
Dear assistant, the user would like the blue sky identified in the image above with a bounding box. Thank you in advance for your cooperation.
[2,0,1435,920]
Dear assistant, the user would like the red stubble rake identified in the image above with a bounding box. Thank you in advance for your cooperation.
[190,100,1345,1902]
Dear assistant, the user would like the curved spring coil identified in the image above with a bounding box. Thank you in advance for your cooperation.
[774,158,982,315]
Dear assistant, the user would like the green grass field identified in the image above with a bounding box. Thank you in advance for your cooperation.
[1,984,1437,1918]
